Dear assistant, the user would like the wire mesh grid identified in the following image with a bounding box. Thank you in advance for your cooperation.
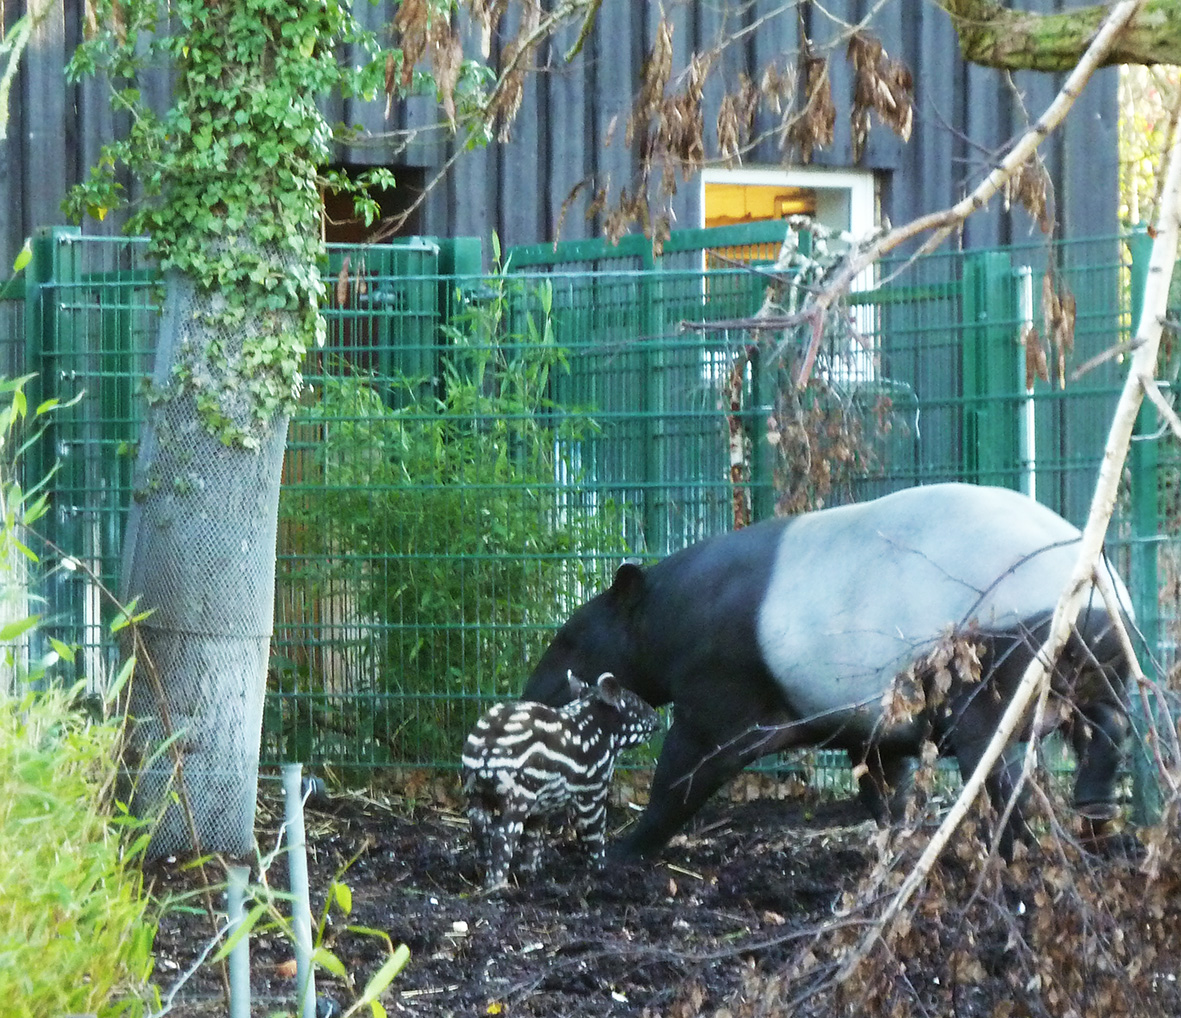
[15,227,1174,792]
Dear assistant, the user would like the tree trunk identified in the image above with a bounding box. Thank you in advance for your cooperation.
[941,0,1181,72]
[121,274,289,858]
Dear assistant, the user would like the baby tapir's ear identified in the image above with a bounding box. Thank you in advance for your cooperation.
[595,671,624,709]
[566,669,589,700]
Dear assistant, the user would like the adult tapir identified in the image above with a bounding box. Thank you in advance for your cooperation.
[523,483,1134,859]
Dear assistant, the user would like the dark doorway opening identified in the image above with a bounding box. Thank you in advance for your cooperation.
[322,165,426,244]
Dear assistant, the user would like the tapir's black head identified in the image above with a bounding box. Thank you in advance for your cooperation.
[524,563,647,707]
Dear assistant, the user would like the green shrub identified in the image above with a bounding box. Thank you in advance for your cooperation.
[0,375,155,1017]
[272,275,635,765]
[0,689,155,1017]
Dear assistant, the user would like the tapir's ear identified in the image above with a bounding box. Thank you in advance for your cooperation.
[566,669,589,700]
[595,671,625,709]
[609,562,645,609]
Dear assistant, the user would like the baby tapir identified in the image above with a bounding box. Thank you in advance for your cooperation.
[461,671,660,890]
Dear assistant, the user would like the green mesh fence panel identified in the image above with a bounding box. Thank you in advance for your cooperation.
[19,225,1174,802]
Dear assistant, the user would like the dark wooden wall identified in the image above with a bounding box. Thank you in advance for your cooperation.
[2,0,1118,271]
[426,1,1119,254]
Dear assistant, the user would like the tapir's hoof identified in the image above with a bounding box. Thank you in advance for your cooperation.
[1079,817,1144,862]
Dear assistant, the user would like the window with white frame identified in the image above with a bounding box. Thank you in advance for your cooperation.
[700,166,880,386]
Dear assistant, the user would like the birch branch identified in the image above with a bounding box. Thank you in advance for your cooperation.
[1141,374,1181,443]
[836,58,1181,985]
[792,0,1150,387]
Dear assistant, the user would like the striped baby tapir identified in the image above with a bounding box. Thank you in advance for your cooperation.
[461,670,660,890]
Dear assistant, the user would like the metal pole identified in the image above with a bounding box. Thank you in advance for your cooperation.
[282,763,316,1018]
[226,864,252,1018]
[1013,265,1037,501]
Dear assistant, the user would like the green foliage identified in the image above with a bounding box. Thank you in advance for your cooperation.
[0,377,156,1017]
[64,0,390,445]
[215,840,408,1016]
[1119,66,1181,227]
[0,689,156,1018]
[273,279,633,763]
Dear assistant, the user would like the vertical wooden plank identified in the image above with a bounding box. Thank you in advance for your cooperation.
[581,0,640,241]
[961,61,1007,250]
[858,0,904,172]
[0,2,25,267]
[540,19,590,242]
[889,1,963,228]
[497,4,543,248]
[747,0,800,170]
[21,0,69,250]
[808,0,852,167]
[653,0,695,232]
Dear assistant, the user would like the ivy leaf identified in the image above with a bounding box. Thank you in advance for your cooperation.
[12,238,31,274]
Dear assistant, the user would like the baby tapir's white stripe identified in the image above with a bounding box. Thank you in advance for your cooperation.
[461,670,659,890]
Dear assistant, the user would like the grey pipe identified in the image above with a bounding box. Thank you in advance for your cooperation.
[282,763,316,1018]
[227,864,251,1018]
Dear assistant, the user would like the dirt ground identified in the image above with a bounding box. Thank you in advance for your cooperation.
[147,778,875,1017]
[146,774,1180,1018]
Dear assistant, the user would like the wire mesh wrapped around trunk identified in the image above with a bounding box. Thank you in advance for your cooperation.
[120,272,289,857]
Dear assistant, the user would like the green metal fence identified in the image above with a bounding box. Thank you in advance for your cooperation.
[10,223,1176,781]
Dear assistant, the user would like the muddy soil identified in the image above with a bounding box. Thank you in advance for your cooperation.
[147,782,874,1017]
[145,778,1179,1018]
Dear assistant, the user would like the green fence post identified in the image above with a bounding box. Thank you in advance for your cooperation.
[1127,224,1164,826]
[640,244,668,553]
[23,227,86,679]
[961,250,1020,489]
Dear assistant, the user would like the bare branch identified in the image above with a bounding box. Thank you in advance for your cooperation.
[835,14,1180,979]
[1141,374,1181,443]
[792,0,1150,387]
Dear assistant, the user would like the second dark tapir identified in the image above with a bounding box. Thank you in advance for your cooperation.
[522,483,1134,858]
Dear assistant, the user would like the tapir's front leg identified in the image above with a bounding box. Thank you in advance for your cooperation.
[612,713,750,859]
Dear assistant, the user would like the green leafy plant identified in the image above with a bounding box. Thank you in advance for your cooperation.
[0,375,156,1017]
[272,274,635,764]
[216,849,408,1018]
[0,687,156,1018]
[63,0,392,445]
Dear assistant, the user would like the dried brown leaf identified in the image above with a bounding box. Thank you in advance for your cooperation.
[1004,154,1054,232]
[431,21,463,128]
[786,42,835,163]
[393,0,428,89]
[335,255,350,307]
[1023,324,1048,388]
[847,32,914,161]
[494,1,542,142]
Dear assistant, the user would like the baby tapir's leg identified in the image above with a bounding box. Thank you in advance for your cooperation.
[483,799,529,890]
[572,785,613,866]
[517,816,549,875]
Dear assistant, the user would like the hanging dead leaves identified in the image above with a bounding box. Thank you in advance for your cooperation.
[847,33,914,161]
[787,39,837,164]
[390,0,549,137]
[570,18,915,250]
[1018,266,1078,391]
[881,628,985,730]
[1004,151,1055,233]
[390,0,464,126]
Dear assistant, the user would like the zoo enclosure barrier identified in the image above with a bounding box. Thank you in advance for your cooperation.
[6,223,1178,802]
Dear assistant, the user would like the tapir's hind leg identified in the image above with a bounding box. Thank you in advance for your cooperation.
[612,715,755,859]
[950,729,1033,859]
[853,746,918,824]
